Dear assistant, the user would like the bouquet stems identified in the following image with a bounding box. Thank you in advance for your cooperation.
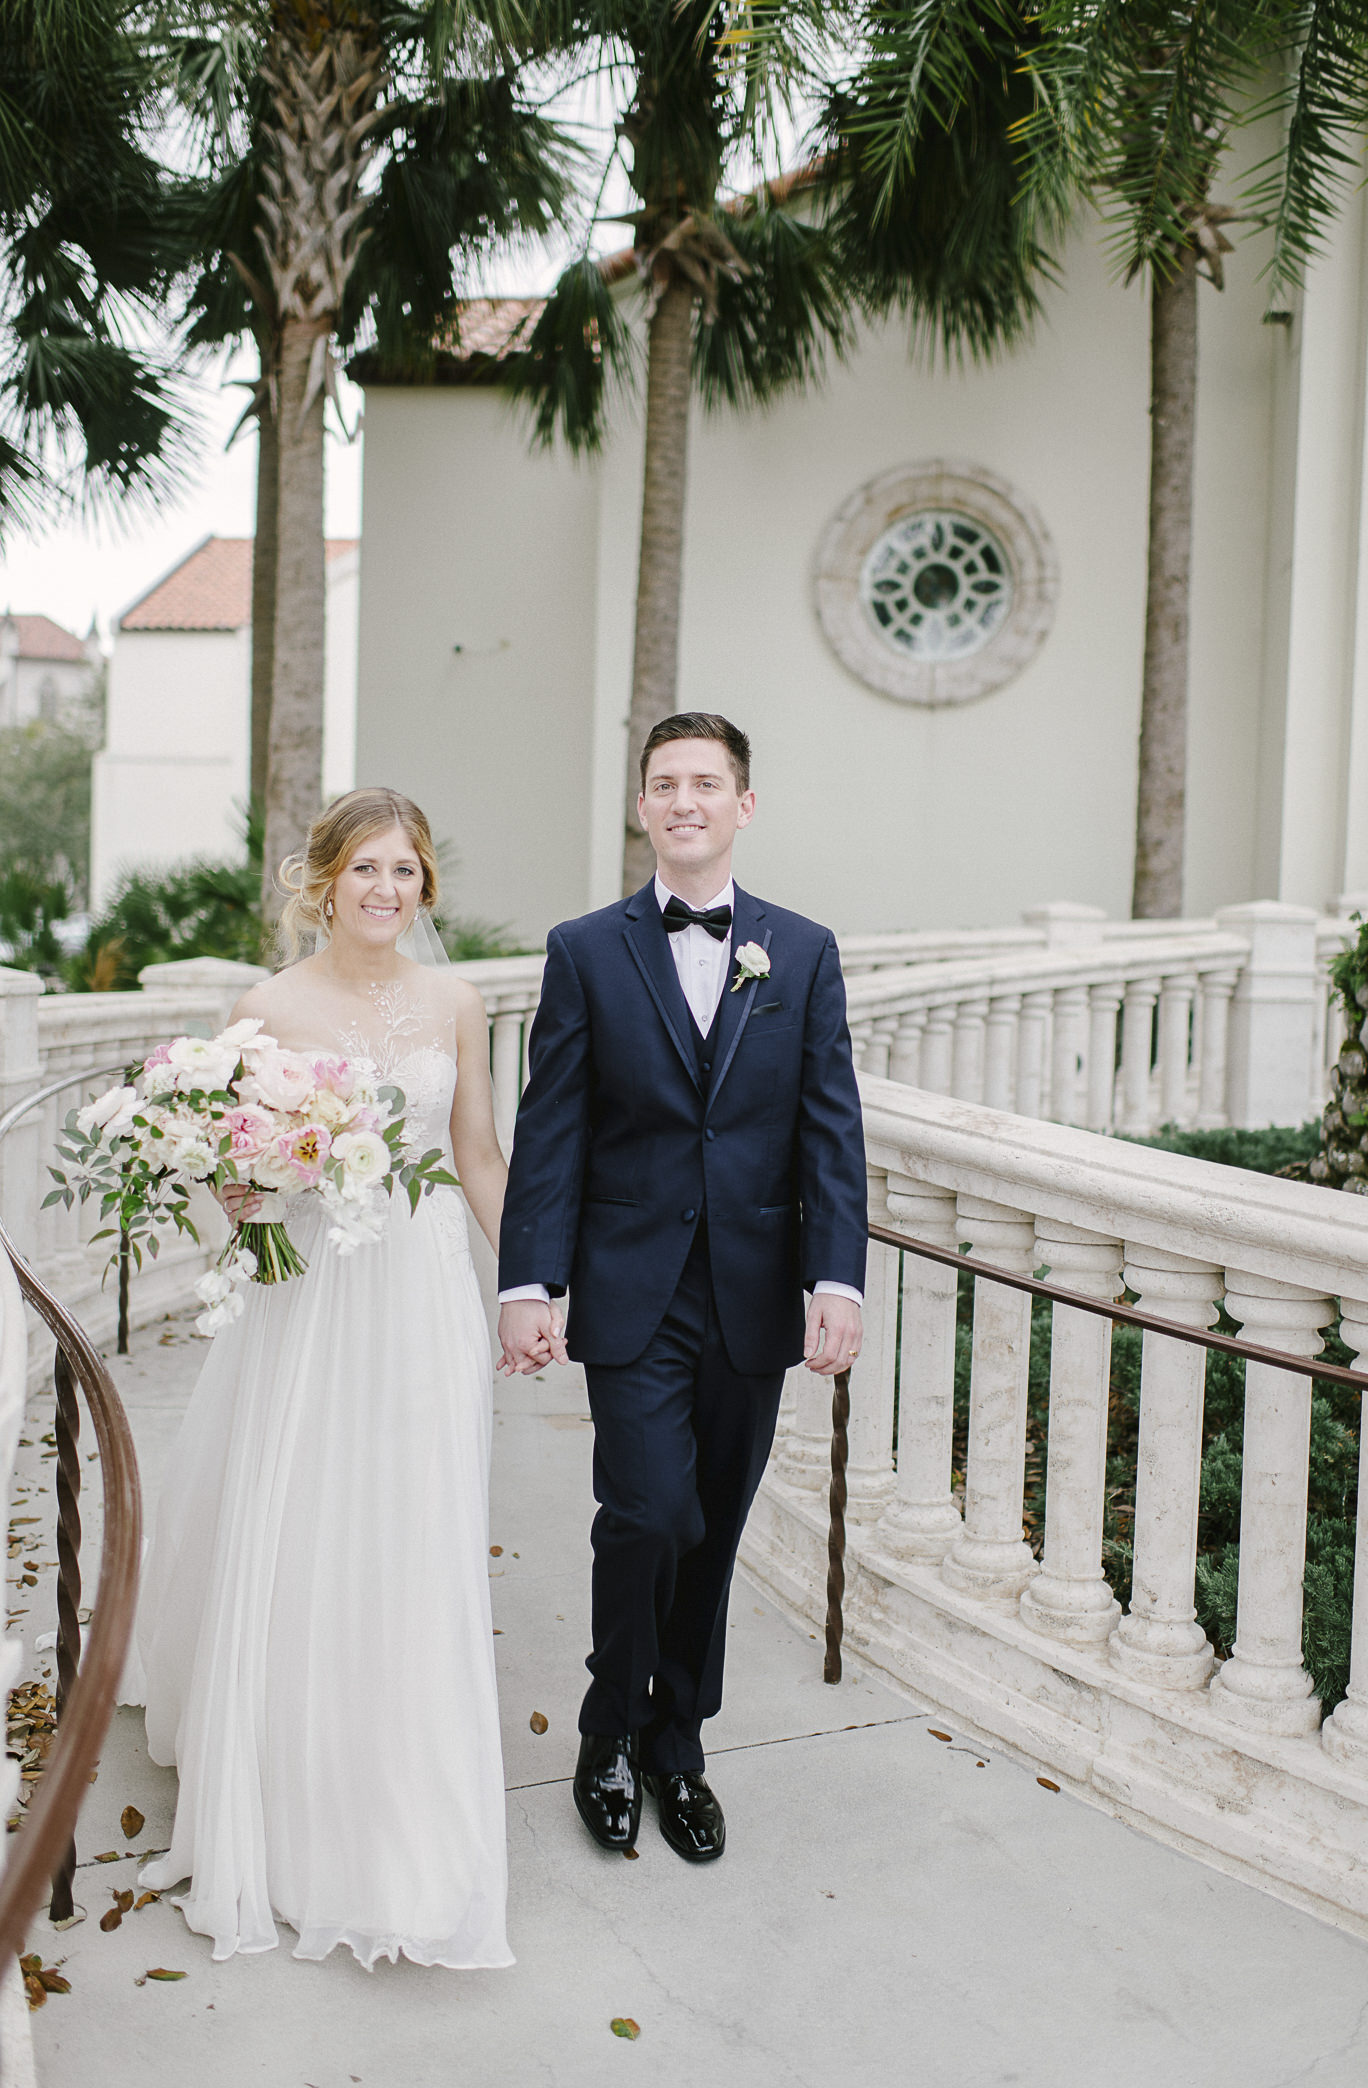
[237,1219,309,1283]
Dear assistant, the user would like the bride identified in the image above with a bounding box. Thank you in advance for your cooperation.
[133,787,514,1969]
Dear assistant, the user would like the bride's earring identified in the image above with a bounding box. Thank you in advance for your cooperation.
[324,897,334,918]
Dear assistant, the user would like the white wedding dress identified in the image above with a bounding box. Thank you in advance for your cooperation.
[133,980,512,1969]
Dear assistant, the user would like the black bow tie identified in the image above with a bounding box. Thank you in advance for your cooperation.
[661,894,733,942]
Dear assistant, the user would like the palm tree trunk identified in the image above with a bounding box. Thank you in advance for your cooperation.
[262,314,327,919]
[1132,248,1198,919]
[249,370,278,818]
[623,275,695,895]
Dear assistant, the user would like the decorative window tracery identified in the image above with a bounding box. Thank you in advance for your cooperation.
[813,461,1058,705]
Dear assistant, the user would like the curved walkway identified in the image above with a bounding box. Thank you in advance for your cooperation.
[9,1311,1368,2088]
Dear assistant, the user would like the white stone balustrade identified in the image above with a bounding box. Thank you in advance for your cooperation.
[740,1076,1368,1942]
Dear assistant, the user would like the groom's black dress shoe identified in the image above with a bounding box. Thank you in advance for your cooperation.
[574,1733,642,1852]
[644,1771,726,1862]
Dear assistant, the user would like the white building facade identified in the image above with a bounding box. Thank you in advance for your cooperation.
[0,613,100,732]
[91,535,359,906]
[351,174,1368,948]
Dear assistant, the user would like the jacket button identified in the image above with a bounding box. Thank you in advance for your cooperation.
[682,1208,696,1223]
[705,1128,716,1141]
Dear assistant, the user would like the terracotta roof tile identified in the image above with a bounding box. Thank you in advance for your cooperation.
[5,613,86,662]
[119,536,358,632]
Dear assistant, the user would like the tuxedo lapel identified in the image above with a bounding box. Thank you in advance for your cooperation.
[707,887,770,1111]
[621,886,703,1092]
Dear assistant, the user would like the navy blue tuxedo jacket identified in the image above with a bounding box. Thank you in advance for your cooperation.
[497,880,867,1374]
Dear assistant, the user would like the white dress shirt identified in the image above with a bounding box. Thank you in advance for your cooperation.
[498,875,862,1308]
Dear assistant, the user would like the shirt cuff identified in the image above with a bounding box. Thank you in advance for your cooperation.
[813,1281,863,1306]
[498,1283,551,1305]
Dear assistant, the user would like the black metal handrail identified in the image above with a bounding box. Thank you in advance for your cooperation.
[0,1063,144,1965]
[821,1220,1368,1684]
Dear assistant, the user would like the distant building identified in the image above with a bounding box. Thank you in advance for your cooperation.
[0,613,100,732]
[90,534,358,906]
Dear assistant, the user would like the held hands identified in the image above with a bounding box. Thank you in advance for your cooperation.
[803,1294,862,1376]
[498,1298,569,1377]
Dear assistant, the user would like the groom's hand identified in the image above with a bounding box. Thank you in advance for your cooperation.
[497,1299,569,1376]
[804,1295,862,1376]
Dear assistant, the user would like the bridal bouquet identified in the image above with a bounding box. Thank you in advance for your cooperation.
[46,1019,456,1335]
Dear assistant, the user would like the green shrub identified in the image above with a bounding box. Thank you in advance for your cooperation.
[71,851,265,989]
[0,864,71,977]
[0,709,101,907]
[1127,1121,1323,1176]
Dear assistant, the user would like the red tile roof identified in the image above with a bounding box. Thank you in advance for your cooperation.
[119,535,359,632]
[5,613,86,662]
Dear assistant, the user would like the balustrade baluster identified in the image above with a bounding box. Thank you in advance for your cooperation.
[1019,1223,1124,1643]
[1014,992,1051,1120]
[1207,1273,1334,1736]
[772,1362,832,1488]
[1109,1250,1222,1688]
[982,996,1021,1111]
[950,999,989,1103]
[1321,1297,1368,1765]
[1085,984,1122,1132]
[862,1018,898,1082]
[920,1004,955,1095]
[877,1180,962,1559]
[888,1009,926,1087]
[1119,978,1160,1135]
[1157,973,1197,1126]
[491,1008,523,1154]
[1048,985,1089,1126]
[843,1171,899,1521]
[942,1198,1039,1601]
[1195,971,1236,1129]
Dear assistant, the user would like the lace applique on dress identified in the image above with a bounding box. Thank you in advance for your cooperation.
[337,982,457,1160]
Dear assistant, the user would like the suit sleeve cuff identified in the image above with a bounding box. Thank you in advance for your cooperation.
[498,1283,551,1305]
[813,1281,863,1305]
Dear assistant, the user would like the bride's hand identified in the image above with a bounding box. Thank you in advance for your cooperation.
[216,1182,264,1224]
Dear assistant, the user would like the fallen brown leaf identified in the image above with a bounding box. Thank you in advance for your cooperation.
[24,1974,46,2009]
[37,1969,70,1995]
[489,1545,503,1557]
[610,2018,640,2040]
[146,1968,187,1981]
[120,1806,145,1839]
[93,1850,119,1862]
[134,1891,160,1911]
[1037,1777,1060,1793]
[927,1730,952,1743]
[114,1889,134,1914]
[529,1711,548,1735]
[99,1907,123,1933]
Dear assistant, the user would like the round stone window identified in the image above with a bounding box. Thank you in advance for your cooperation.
[861,511,1013,661]
[814,462,1057,705]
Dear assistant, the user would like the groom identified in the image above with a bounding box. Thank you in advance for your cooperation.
[497,713,867,1862]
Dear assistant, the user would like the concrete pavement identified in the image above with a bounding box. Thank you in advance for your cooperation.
[9,1308,1368,2088]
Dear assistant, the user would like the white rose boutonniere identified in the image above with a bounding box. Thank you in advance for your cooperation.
[731,941,771,994]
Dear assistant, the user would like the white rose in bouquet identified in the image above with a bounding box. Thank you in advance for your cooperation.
[331,1129,391,1199]
[75,1085,139,1139]
[167,1033,242,1095]
[244,1050,318,1115]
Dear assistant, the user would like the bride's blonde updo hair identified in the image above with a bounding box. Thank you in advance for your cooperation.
[277,787,440,962]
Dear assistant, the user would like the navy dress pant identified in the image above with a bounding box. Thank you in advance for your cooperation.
[579,1225,785,1775]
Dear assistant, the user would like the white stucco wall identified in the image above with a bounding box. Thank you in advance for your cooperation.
[355,173,1368,942]
[355,388,599,939]
[91,627,249,903]
[91,557,358,907]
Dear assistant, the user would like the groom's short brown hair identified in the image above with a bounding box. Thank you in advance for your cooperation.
[640,712,751,794]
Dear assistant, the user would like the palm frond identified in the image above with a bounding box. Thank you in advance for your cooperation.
[502,254,634,451]
[1246,1,1368,308]
[694,203,852,407]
